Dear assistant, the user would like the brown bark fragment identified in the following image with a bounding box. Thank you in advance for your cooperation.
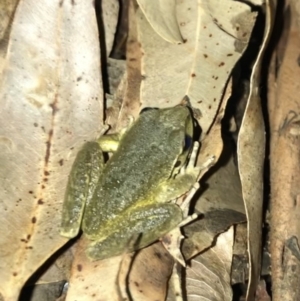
[269,1,300,300]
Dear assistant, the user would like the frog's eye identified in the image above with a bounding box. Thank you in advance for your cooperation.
[139,107,159,115]
[184,135,193,151]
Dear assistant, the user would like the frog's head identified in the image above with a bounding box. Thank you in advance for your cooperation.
[158,105,195,176]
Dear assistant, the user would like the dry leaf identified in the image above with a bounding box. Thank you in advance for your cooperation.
[137,0,256,134]
[186,226,234,301]
[136,0,183,44]
[0,0,19,70]
[64,238,122,301]
[0,1,103,299]
[128,243,174,301]
[237,0,276,300]
[183,141,246,259]
[101,0,119,56]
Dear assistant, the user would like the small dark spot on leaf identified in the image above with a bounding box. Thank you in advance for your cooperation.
[20,239,27,243]
[38,199,44,205]
[141,75,146,80]
[13,272,18,277]
[180,22,186,26]
[41,185,45,189]
[203,54,208,58]
[242,32,247,37]
[76,76,82,82]
[44,171,50,176]
[129,58,136,61]
[154,251,162,259]
[27,234,31,240]
[134,281,139,287]
[203,26,206,29]
[191,73,196,77]
[219,62,225,67]
[215,76,218,80]
[33,123,38,127]
[77,264,83,272]
[43,178,48,182]
[183,38,188,43]
[28,191,33,194]
[227,53,233,57]
[59,0,63,7]
[209,34,212,37]
[214,98,216,102]
[31,217,37,223]
[209,105,212,109]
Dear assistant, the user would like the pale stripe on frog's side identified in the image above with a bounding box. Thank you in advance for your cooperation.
[60,106,206,261]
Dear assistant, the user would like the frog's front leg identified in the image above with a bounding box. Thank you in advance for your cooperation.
[85,203,183,261]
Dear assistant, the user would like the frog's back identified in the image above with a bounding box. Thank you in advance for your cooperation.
[83,107,189,235]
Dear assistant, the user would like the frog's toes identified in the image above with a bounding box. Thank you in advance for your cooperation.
[188,141,200,168]
[179,142,200,177]
[200,155,216,170]
[179,182,200,215]
[127,115,135,126]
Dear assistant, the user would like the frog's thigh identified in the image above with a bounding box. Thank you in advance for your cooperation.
[85,203,182,260]
[60,142,104,238]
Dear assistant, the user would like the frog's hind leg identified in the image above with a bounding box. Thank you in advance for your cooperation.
[85,203,183,261]
[60,142,104,238]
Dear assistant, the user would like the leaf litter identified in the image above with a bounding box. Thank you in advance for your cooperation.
[0,0,294,300]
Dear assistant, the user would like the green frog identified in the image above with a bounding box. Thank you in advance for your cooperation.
[60,106,201,260]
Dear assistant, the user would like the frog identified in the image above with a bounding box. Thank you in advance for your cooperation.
[60,105,202,261]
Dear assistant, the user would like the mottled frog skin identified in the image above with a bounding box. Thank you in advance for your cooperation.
[60,106,200,260]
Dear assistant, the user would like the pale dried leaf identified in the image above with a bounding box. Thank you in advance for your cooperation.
[186,227,234,301]
[136,0,183,44]
[113,0,142,129]
[137,0,256,133]
[237,0,276,300]
[64,238,122,301]
[183,142,245,259]
[0,1,103,300]
[102,0,119,55]
[0,0,19,71]
[128,243,174,301]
